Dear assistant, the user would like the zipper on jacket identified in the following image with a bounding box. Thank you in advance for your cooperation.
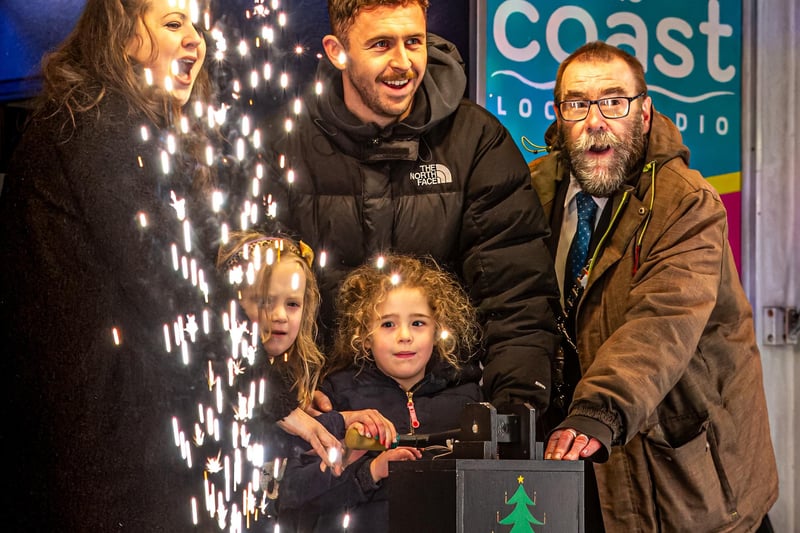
[406,391,421,433]
[585,159,656,280]
[632,161,656,275]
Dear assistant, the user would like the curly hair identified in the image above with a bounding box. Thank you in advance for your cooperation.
[217,229,324,409]
[327,0,429,46]
[332,254,480,375]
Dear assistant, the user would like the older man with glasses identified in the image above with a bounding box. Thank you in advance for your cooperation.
[529,40,777,533]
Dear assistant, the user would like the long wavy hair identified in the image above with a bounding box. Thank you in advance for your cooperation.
[217,229,324,409]
[331,254,481,376]
[34,0,216,192]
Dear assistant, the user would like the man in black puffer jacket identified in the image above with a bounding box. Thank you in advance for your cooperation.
[263,0,559,412]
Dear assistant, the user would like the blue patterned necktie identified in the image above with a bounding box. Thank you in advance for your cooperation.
[565,191,598,292]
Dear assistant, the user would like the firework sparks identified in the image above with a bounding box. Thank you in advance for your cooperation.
[114,1,331,529]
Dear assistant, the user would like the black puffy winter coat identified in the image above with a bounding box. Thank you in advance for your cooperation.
[266,34,559,410]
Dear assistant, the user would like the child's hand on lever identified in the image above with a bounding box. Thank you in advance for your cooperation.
[369,447,422,482]
[341,409,397,450]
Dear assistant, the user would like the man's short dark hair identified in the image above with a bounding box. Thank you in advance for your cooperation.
[554,41,647,102]
[327,0,430,46]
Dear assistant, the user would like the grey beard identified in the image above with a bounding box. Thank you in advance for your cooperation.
[564,122,646,197]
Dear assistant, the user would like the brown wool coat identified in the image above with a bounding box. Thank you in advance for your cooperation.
[530,112,778,532]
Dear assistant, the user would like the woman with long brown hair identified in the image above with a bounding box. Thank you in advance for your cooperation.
[0,0,225,529]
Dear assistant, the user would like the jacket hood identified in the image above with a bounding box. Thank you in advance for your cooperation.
[543,120,559,149]
[422,33,467,124]
[644,110,690,170]
[308,32,466,150]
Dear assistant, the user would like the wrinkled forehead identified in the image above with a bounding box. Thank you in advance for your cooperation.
[560,57,638,99]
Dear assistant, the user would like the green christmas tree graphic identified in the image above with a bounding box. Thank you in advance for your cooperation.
[498,476,545,533]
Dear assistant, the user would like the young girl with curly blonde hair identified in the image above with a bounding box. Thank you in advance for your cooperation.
[279,253,483,532]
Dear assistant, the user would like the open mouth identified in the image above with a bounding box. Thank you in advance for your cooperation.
[383,79,410,88]
[173,59,196,84]
[588,144,611,153]
[381,71,416,91]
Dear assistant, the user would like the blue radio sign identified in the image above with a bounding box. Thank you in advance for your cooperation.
[476,0,742,181]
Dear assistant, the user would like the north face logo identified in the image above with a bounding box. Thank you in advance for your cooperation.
[409,163,453,186]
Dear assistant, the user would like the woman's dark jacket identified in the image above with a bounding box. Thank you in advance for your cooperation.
[277,362,482,532]
[0,92,228,531]
[265,34,559,410]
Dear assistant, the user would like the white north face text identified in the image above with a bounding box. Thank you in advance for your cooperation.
[409,163,453,186]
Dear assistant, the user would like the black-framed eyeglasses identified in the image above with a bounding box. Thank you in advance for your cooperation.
[556,92,646,122]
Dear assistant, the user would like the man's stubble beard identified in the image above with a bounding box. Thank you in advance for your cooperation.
[345,67,417,124]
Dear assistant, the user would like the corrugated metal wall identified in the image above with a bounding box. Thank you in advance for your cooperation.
[748,0,799,530]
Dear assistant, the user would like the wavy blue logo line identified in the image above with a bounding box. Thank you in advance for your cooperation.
[646,85,735,103]
[489,70,734,103]
[490,70,554,90]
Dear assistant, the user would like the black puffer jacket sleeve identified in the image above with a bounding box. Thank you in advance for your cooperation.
[458,106,560,410]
